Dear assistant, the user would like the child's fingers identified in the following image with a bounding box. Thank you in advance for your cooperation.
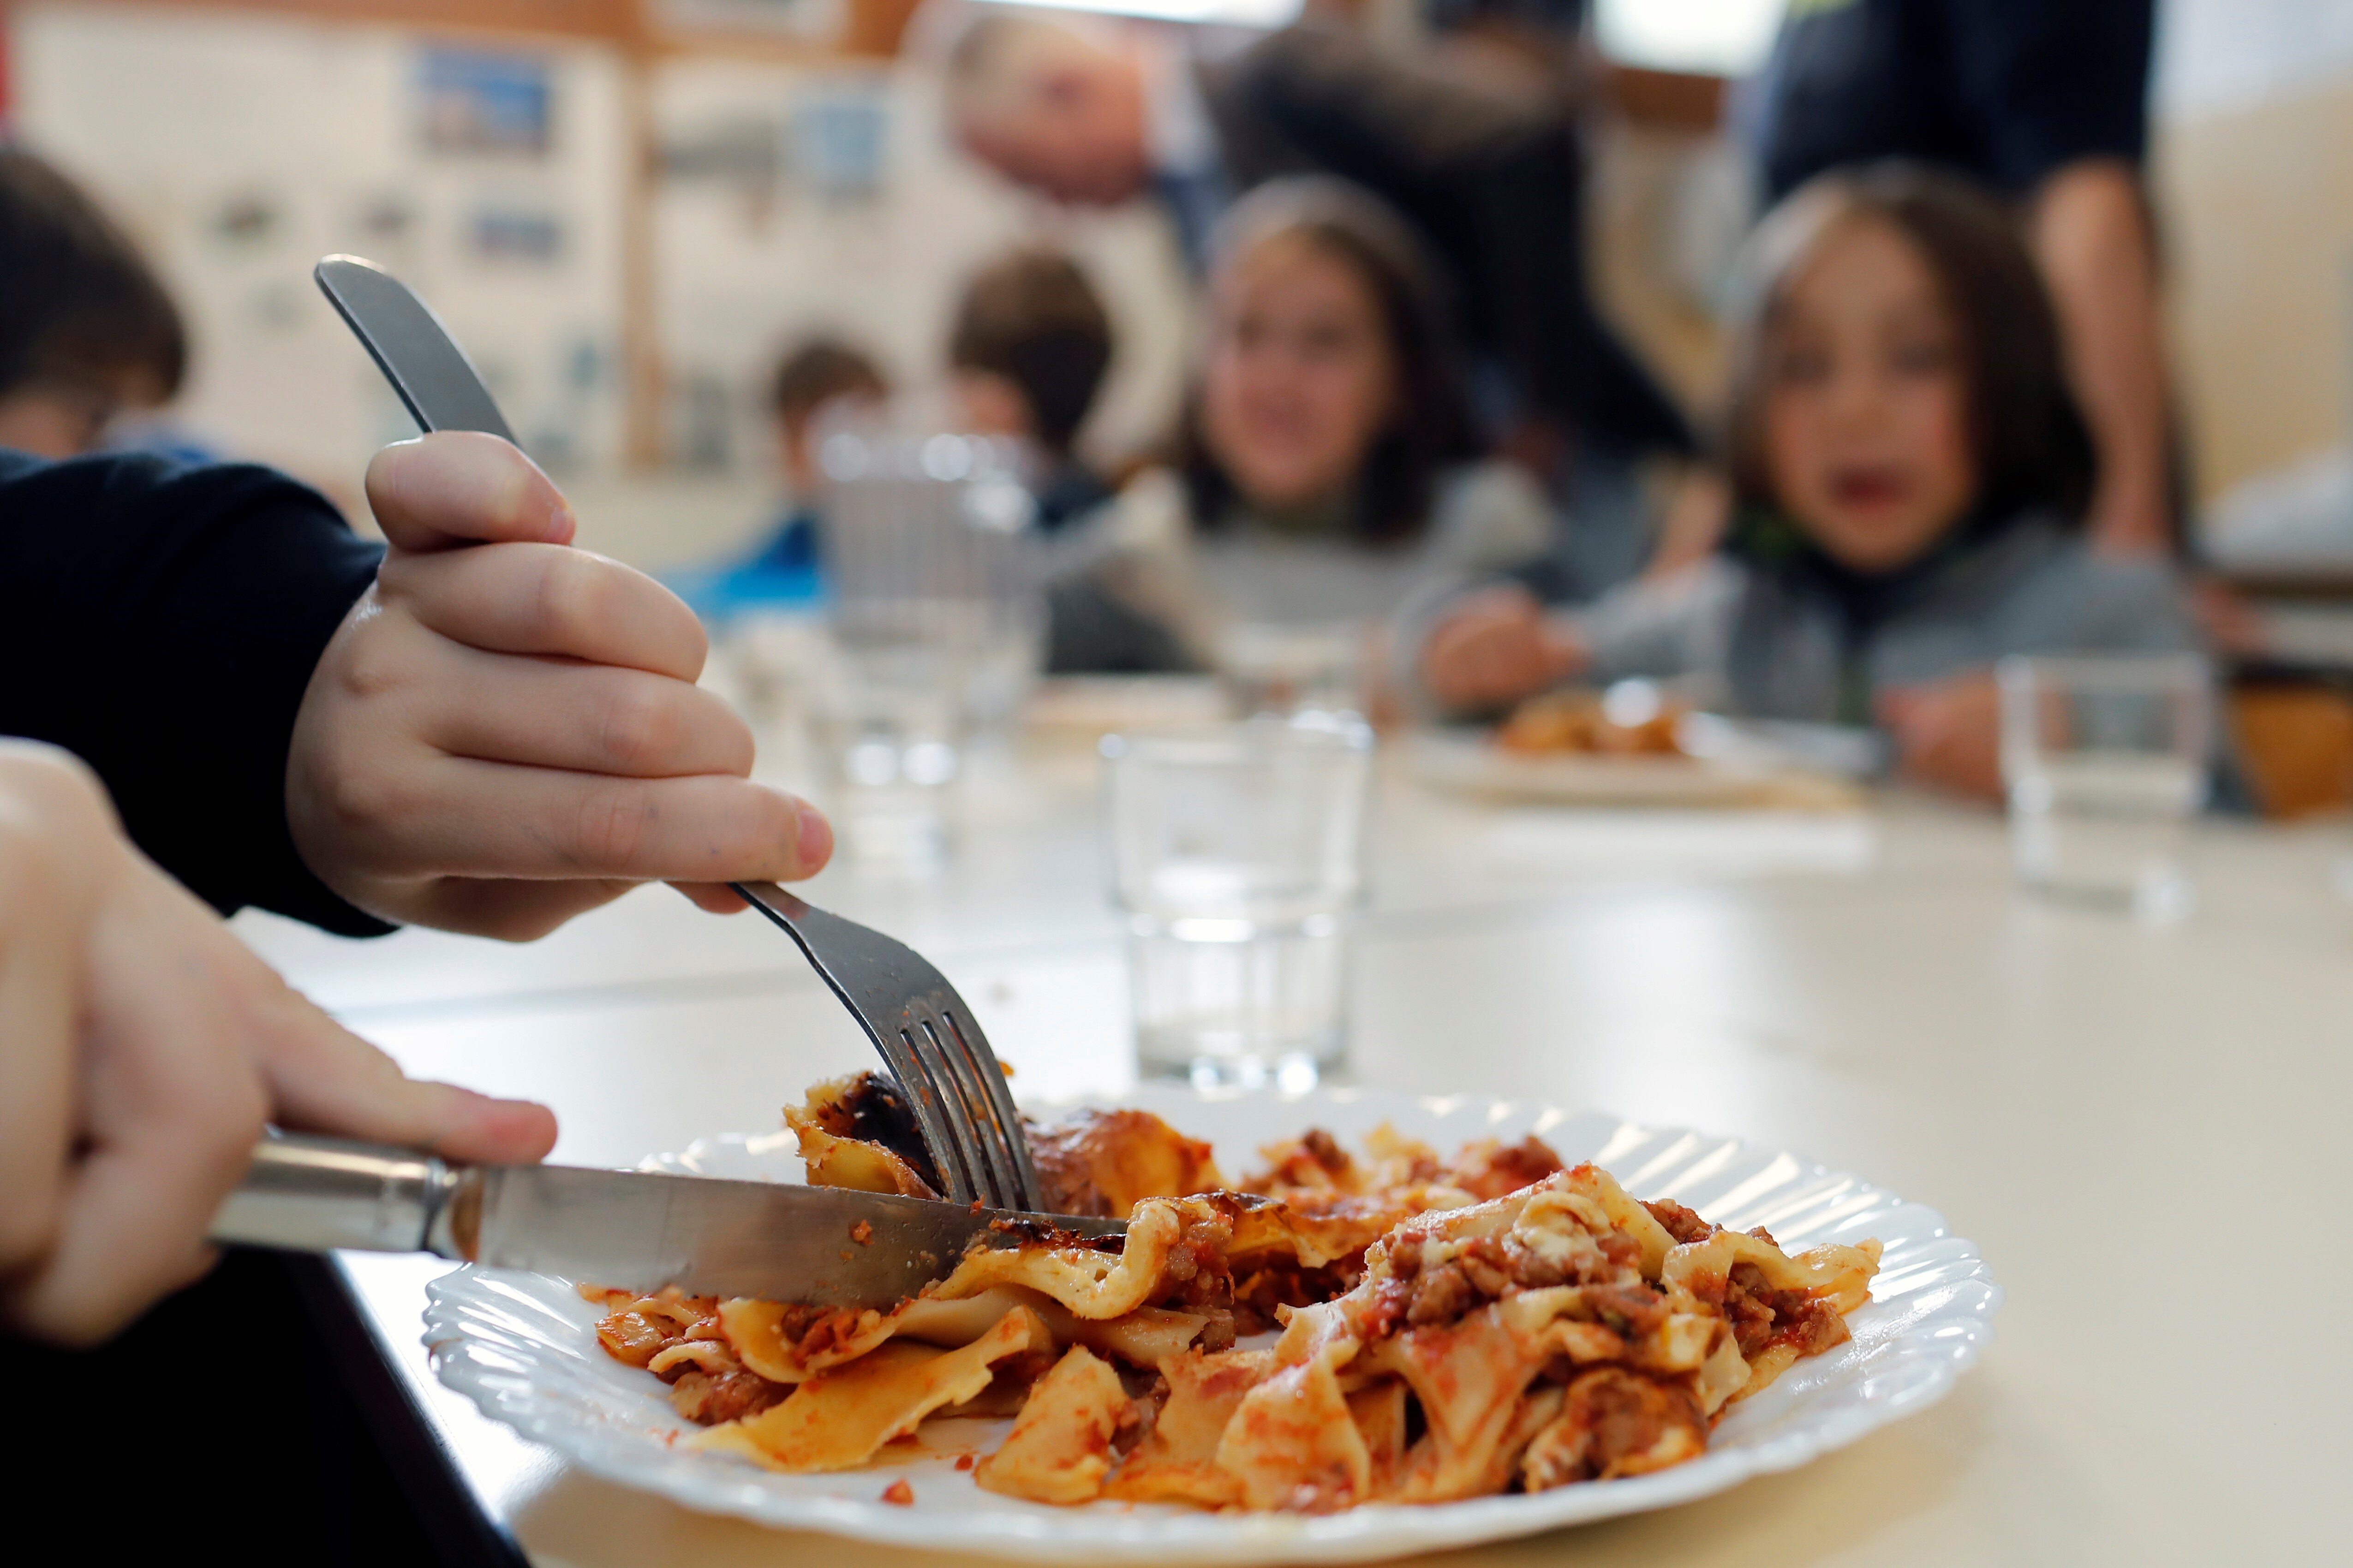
[365,433,577,554]
[398,877,642,943]
[419,647,755,780]
[250,982,558,1164]
[385,543,706,682]
[397,760,832,886]
[673,882,750,913]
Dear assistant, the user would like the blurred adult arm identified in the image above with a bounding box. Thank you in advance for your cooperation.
[2029,161,2173,554]
[0,740,555,1346]
[1949,0,2169,554]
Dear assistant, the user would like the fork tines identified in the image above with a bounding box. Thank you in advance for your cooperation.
[728,882,1045,1213]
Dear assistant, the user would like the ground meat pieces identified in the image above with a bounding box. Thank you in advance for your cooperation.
[1770,1289,1851,1358]
[1403,1262,1475,1326]
[1449,1137,1565,1201]
[1720,1263,1850,1359]
[1642,1200,1715,1246]
[1582,1284,1669,1341]
[1455,1238,1515,1299]
[1500,1234,1569,1289]
[671,1368,788,1425]
[1723,1262,1780,1356]
[1232,1261,1356,1333]
[1300,1128,1351,1177]
[1521,1368,1708,1489]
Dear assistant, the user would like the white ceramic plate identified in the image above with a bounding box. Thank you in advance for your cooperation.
[424,1086,1998,1563]
[1404,732,1858,811]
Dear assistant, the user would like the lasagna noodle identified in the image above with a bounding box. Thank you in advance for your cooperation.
[1216,1303,1371,1510]
[972,1346,1133,1504]
[1102,1349,1275,1508]
[694,1306,1053,1472]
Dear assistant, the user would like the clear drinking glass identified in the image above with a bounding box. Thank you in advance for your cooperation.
[1102,717,1375,1090]
[1997,654,2211,919]
[1214,621,1369,722]
[815,427,1044,868]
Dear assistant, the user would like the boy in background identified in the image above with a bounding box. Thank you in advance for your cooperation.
[747,337,889,574]
[0,147,185,458]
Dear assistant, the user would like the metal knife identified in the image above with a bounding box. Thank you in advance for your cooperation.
[314,254,516,441]
[210,1133,1123,1306]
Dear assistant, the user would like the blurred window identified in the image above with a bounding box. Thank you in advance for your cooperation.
[974,0,1305,28]
[1596,0,1784,78]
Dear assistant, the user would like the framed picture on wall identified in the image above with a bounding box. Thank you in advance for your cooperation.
[419,47,554,157]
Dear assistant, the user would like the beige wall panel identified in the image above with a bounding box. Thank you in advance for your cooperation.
[2156,82,2353,502]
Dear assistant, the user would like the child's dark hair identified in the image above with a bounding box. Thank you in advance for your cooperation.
[768,338,886,424]
[949,247,1111,458]
[1721,162,2096,529]
[0,147,186,403]
[1182,178,1472,545]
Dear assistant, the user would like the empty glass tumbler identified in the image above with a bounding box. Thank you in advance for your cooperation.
[1102,717,1374,1090]
[816,428,1044,868]
[1997,653,2211,919]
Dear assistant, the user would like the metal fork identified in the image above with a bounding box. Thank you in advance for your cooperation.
[311,253,1046,1215]
[729,882,1044,1212]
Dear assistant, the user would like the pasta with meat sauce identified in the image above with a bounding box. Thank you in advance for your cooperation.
[589,1078,1878,1511]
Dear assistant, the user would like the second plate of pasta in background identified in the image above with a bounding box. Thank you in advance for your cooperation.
[424,1086,1998,1563]
[1408,683,1871,810]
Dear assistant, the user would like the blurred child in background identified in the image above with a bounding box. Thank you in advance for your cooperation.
[1170,177,1553,639]
[1037,179,1555,693]
[948,245,1194,674]
[745,337,889,575]
[951,246,1117,531]
[1418,164,2198,800]
[0,147,185,458]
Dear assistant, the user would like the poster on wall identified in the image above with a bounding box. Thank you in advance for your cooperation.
[419,47,553,157]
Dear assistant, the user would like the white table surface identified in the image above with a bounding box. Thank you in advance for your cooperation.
[237,735,2353,1568]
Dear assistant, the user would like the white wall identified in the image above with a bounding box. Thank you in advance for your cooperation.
[11,3,630,495]
[2155,0,2353,121]
[645,52,1192,483]
[4,1,1195,525]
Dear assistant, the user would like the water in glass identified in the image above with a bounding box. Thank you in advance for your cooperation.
[1997,655,2210,920]
[1104,718,1373,1089]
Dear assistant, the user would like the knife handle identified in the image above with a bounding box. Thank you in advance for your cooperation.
[208,1134,476,1260]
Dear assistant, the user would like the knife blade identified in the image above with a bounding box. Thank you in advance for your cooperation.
[211,1134,1124,1307]
[314,254,515,440]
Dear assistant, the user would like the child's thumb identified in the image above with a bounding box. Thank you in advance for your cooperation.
[364,432,577,555]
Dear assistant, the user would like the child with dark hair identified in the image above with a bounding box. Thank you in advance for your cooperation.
[950,247,1114,531]
[0,147,187,457]
[1417,164,2198,799]
[750,337,889,574]
[1163,178,1553,641]
[946,246,1198,673]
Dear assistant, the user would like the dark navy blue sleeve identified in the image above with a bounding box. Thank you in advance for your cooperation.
[1750,0,2154,201]
[1944,0,2155,190]
[0,449,394,935]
